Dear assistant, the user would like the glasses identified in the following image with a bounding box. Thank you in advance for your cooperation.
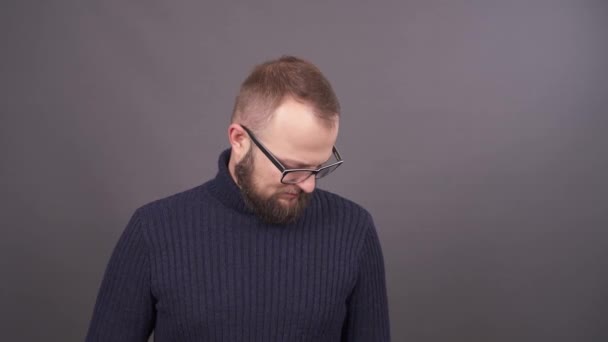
[240,125,343,184]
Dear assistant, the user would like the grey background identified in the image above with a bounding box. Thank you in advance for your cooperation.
[1,1,607,341]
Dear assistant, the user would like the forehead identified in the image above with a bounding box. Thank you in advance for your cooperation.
[259,98,339,166]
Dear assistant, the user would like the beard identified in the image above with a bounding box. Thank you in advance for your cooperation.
[235,148,312,225]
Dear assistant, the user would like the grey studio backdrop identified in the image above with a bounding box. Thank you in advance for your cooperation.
[1,1,607,341]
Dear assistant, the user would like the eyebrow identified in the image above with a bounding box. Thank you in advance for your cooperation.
[280,157,329,169]
[241,124,334,170]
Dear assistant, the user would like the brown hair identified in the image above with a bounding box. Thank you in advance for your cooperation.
[231,56,340,131]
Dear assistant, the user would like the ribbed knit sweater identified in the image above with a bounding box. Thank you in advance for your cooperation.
[86,149,390,341]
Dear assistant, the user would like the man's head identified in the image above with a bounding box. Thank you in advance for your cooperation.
[227,56,341,224]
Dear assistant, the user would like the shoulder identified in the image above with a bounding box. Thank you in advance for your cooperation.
[312,189,382,262]
[313,188,371,214]
[131,183,208,222]
[312,188,375,227]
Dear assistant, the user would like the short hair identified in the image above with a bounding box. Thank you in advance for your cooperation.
[231,56,340,131]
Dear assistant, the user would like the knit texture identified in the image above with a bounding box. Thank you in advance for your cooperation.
[86,149,390,341]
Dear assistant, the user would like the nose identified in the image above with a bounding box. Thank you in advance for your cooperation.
[297,175,316,193]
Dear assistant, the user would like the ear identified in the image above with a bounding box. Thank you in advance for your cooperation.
[228,123,250,161]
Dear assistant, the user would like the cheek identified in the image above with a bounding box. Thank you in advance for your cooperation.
[254,156,283,184]
[251,164,283,192]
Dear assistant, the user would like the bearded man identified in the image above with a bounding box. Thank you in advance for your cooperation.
[86,56,390,342]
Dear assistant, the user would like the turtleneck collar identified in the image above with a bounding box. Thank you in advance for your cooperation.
[206,148,253,214]
[206,148,322,226]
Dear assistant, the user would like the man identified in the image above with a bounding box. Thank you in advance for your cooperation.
[86,56,390,341]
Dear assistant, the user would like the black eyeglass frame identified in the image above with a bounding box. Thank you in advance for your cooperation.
[240,125,344,184]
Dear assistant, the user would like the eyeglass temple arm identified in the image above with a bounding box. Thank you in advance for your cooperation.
[240,125,287,172]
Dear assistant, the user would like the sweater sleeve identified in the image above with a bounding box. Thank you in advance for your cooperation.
[86,209,156,342]
[342,213,391,341]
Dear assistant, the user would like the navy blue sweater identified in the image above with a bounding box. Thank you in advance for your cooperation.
[86,149,390,341]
